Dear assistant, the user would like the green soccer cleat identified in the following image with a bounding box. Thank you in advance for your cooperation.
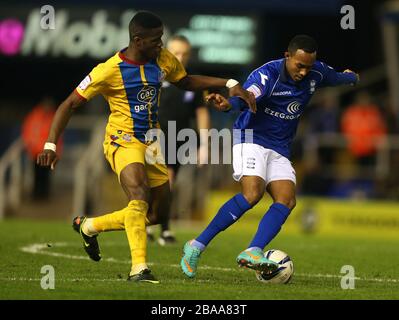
[180,240,202,278]
[237,248,278,273]
[127,269,160,284]
[72,216,101,262]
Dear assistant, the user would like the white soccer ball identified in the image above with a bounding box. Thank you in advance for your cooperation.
[255,249,294,284]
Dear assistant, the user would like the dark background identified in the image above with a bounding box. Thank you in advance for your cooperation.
[0,0,384,101]
[0,0,387,152]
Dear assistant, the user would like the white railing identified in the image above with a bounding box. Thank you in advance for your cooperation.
[0,115,107,220]
[310,64,386,106]
[0,138,24,218]
[303,133,399,180]
[72,118,106,217]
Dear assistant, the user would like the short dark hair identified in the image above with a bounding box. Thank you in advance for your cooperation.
[288,35,318,54]
[129,11,163,40]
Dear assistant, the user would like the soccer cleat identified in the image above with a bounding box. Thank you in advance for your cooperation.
[237,248,278,273]
[72,216,101,262]
[127,269,159,284]
[158,230,177,246]
[180,240,202,278]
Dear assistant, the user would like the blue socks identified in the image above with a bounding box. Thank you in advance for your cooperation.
[192,196,291,252]
[248,203,291,250]
[195,193,251,248]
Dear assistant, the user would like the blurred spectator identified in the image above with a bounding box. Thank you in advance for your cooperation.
[300,89,340,196]
[378,97,399,198]
[21,97,62,199]
[308,89,340,134]
[148,35,211,245]
[307,88,340,164]
[341,91,387,166]
[381,96,399,134]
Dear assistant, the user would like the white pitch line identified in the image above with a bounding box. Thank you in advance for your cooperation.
[17,242,399,285]
[19,242,240,271]
[0,277,125,282]
[0,277,213,283]
[295,273,399,283]
[20,242,131,264]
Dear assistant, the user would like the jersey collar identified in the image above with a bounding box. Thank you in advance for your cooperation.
[119,48,148,65]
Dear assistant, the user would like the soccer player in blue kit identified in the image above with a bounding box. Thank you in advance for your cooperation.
[181,35,359,278]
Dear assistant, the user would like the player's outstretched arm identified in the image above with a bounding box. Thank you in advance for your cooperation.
[174,75,256,112]
[36,91,85,170]
[321,63,359,87]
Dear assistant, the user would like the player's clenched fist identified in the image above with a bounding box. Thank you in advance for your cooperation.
[36,149,59,170]
[206,93,232,112]
[343,69,360,83]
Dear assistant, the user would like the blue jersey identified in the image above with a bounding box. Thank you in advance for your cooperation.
[230,58,357,159]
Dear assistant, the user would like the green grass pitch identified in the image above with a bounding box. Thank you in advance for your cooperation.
[1,215,399,300]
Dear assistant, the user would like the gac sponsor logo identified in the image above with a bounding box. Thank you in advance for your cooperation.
[134,104,148,112]
[137,86,156,103]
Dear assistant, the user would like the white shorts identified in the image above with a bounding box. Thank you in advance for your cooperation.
[232,143,296,186]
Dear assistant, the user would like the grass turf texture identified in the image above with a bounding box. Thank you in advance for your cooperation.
[1,216,399,300]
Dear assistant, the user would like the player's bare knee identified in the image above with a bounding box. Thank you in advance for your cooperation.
[241,176,265,207]
[242,190,263,207]
[275,198,296,210]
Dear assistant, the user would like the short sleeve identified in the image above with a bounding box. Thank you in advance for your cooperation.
[157,49,187,83]
[75,63,107,101]
[243,68,271,102]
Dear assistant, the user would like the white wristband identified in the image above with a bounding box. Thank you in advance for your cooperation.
[226,79,239,89]
[44,142,56,152]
